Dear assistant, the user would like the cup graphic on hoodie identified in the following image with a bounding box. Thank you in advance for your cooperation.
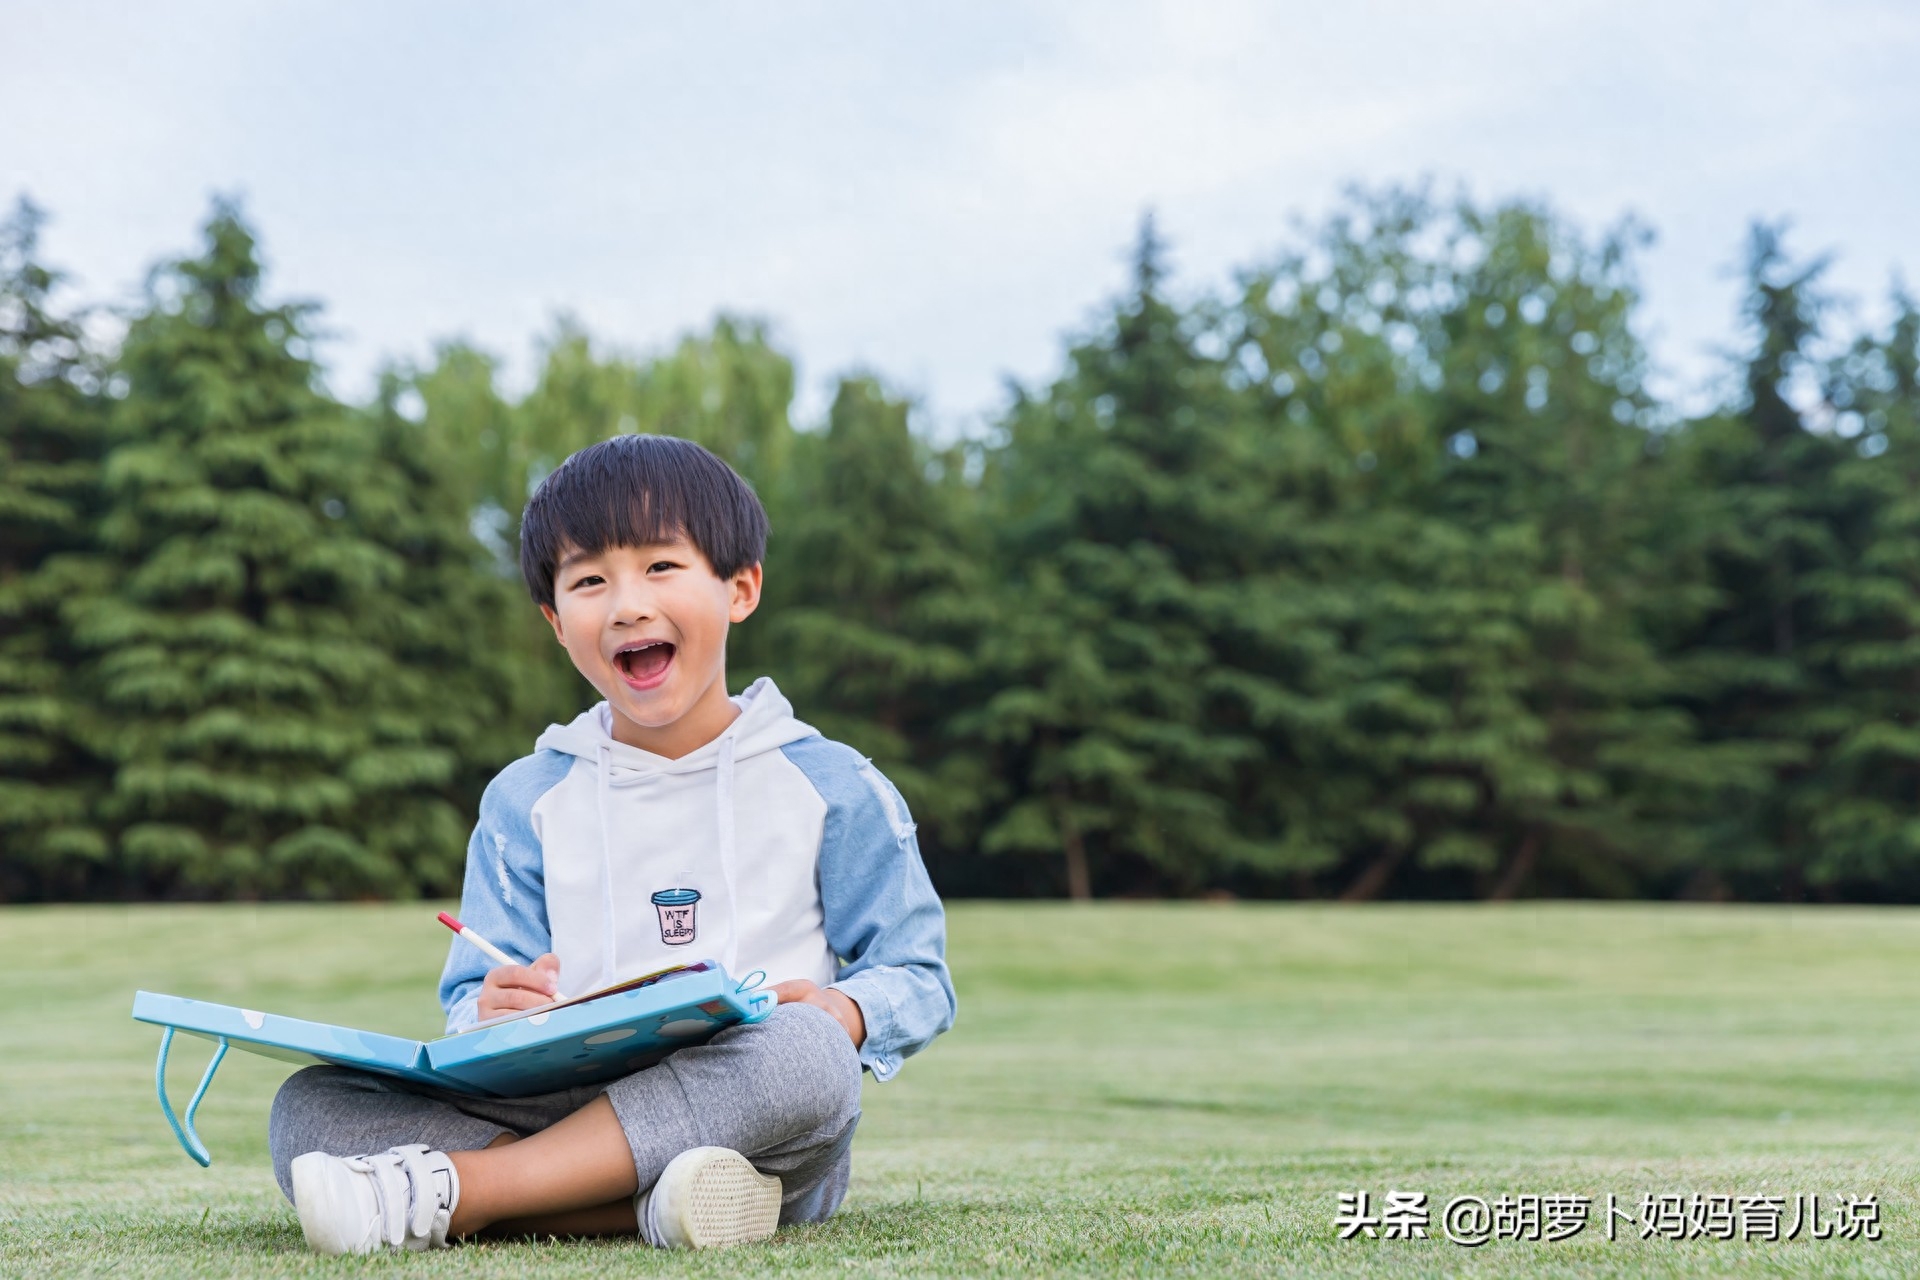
[651,888,700,945]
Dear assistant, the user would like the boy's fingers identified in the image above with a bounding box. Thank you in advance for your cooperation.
[486,964,557,994]
[483,964,532,988]
[771,979,819,1004]
[495,987,554,1011]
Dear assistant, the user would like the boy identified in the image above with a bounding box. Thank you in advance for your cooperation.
[268,434,956,1253]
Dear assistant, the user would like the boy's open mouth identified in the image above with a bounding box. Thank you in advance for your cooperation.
[613,640,676,690]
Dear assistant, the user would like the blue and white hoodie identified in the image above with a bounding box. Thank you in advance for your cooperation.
[437,677,956,1082]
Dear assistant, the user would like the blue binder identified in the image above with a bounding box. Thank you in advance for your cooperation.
[132,960,776,1165]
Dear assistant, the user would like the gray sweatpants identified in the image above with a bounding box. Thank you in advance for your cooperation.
[268,1002,863,1227]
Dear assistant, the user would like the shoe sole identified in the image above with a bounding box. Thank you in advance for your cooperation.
[658,1148,782,1247]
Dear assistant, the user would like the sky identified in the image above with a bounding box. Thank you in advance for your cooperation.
[4,0,1917,430]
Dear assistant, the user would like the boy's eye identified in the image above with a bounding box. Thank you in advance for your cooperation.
[648,561,679,573]
[569,574,605,589]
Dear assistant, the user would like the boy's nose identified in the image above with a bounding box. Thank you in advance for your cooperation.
[609,586,657,625]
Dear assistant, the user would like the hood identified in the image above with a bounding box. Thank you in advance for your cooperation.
[534,676,818,775]
[531,676,818,984]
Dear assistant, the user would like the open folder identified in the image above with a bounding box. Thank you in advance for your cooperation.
[131,959,776,1166]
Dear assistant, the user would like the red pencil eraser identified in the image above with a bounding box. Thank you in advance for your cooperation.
[436,911,464,933]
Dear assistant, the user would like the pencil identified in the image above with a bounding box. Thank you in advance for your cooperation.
[436,911,563,1002]
[436,910,516,964]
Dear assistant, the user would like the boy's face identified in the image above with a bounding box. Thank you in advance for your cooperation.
[541,537,762,756]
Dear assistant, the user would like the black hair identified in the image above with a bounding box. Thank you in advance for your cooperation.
[519,434,768,607]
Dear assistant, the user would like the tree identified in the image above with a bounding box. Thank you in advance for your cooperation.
[16,188,1920,905]
[1789,287,1920,893]
[629,316,795,485]
[409,316,804,739]
[1392,200,1729,899]
[741,375,985,869]
[1220,190,1743,901]
[354,373,537,859]
[1669,226,1857,898]
[73,204,492,896]
[966,219,1288,898]
[0,199,112,897]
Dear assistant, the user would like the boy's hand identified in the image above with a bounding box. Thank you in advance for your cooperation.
[477,953,562,1021]
[770,979,866,1048]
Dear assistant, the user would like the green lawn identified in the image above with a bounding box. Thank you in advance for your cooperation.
[2,901,1917,1277]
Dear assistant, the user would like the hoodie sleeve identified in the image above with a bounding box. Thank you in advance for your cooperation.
[779,737,958,1081]
[437,750,574,1033]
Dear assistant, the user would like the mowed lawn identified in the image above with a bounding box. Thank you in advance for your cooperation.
[3,902,1919,1277]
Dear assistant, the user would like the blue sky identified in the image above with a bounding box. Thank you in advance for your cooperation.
[5,1,1916,429]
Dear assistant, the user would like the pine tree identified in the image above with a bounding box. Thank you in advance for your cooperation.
[0,200,112,897]
[409,340,592,735]
[1790,289,1920,891]
[967,218,1288,897]
[75,204,488,896]
[351,374,534,875]
[1670,226,1856,898]
[739,376,985,864]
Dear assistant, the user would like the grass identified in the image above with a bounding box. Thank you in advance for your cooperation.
[2,901,1918,1276]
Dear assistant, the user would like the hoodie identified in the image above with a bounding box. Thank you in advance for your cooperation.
[437,677,956,1082]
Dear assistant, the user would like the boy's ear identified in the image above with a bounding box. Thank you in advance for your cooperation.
[540,602,566,645]
[729,563,763,624]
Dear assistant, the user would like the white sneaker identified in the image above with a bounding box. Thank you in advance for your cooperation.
[636,1147,782,1248]
[289,1144,460,1254]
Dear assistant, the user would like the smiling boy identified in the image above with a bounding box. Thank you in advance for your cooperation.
[268,434,956,1253]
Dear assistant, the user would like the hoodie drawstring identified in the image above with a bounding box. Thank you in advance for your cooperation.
[537,683,801,990]
[596,743,619,990]
[715,733,741,974]
[601,731,740,982]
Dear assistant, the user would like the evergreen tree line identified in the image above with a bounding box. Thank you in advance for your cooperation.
[4,190,1918,904]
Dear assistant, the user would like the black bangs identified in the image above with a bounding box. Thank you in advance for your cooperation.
[519,434,769,607]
